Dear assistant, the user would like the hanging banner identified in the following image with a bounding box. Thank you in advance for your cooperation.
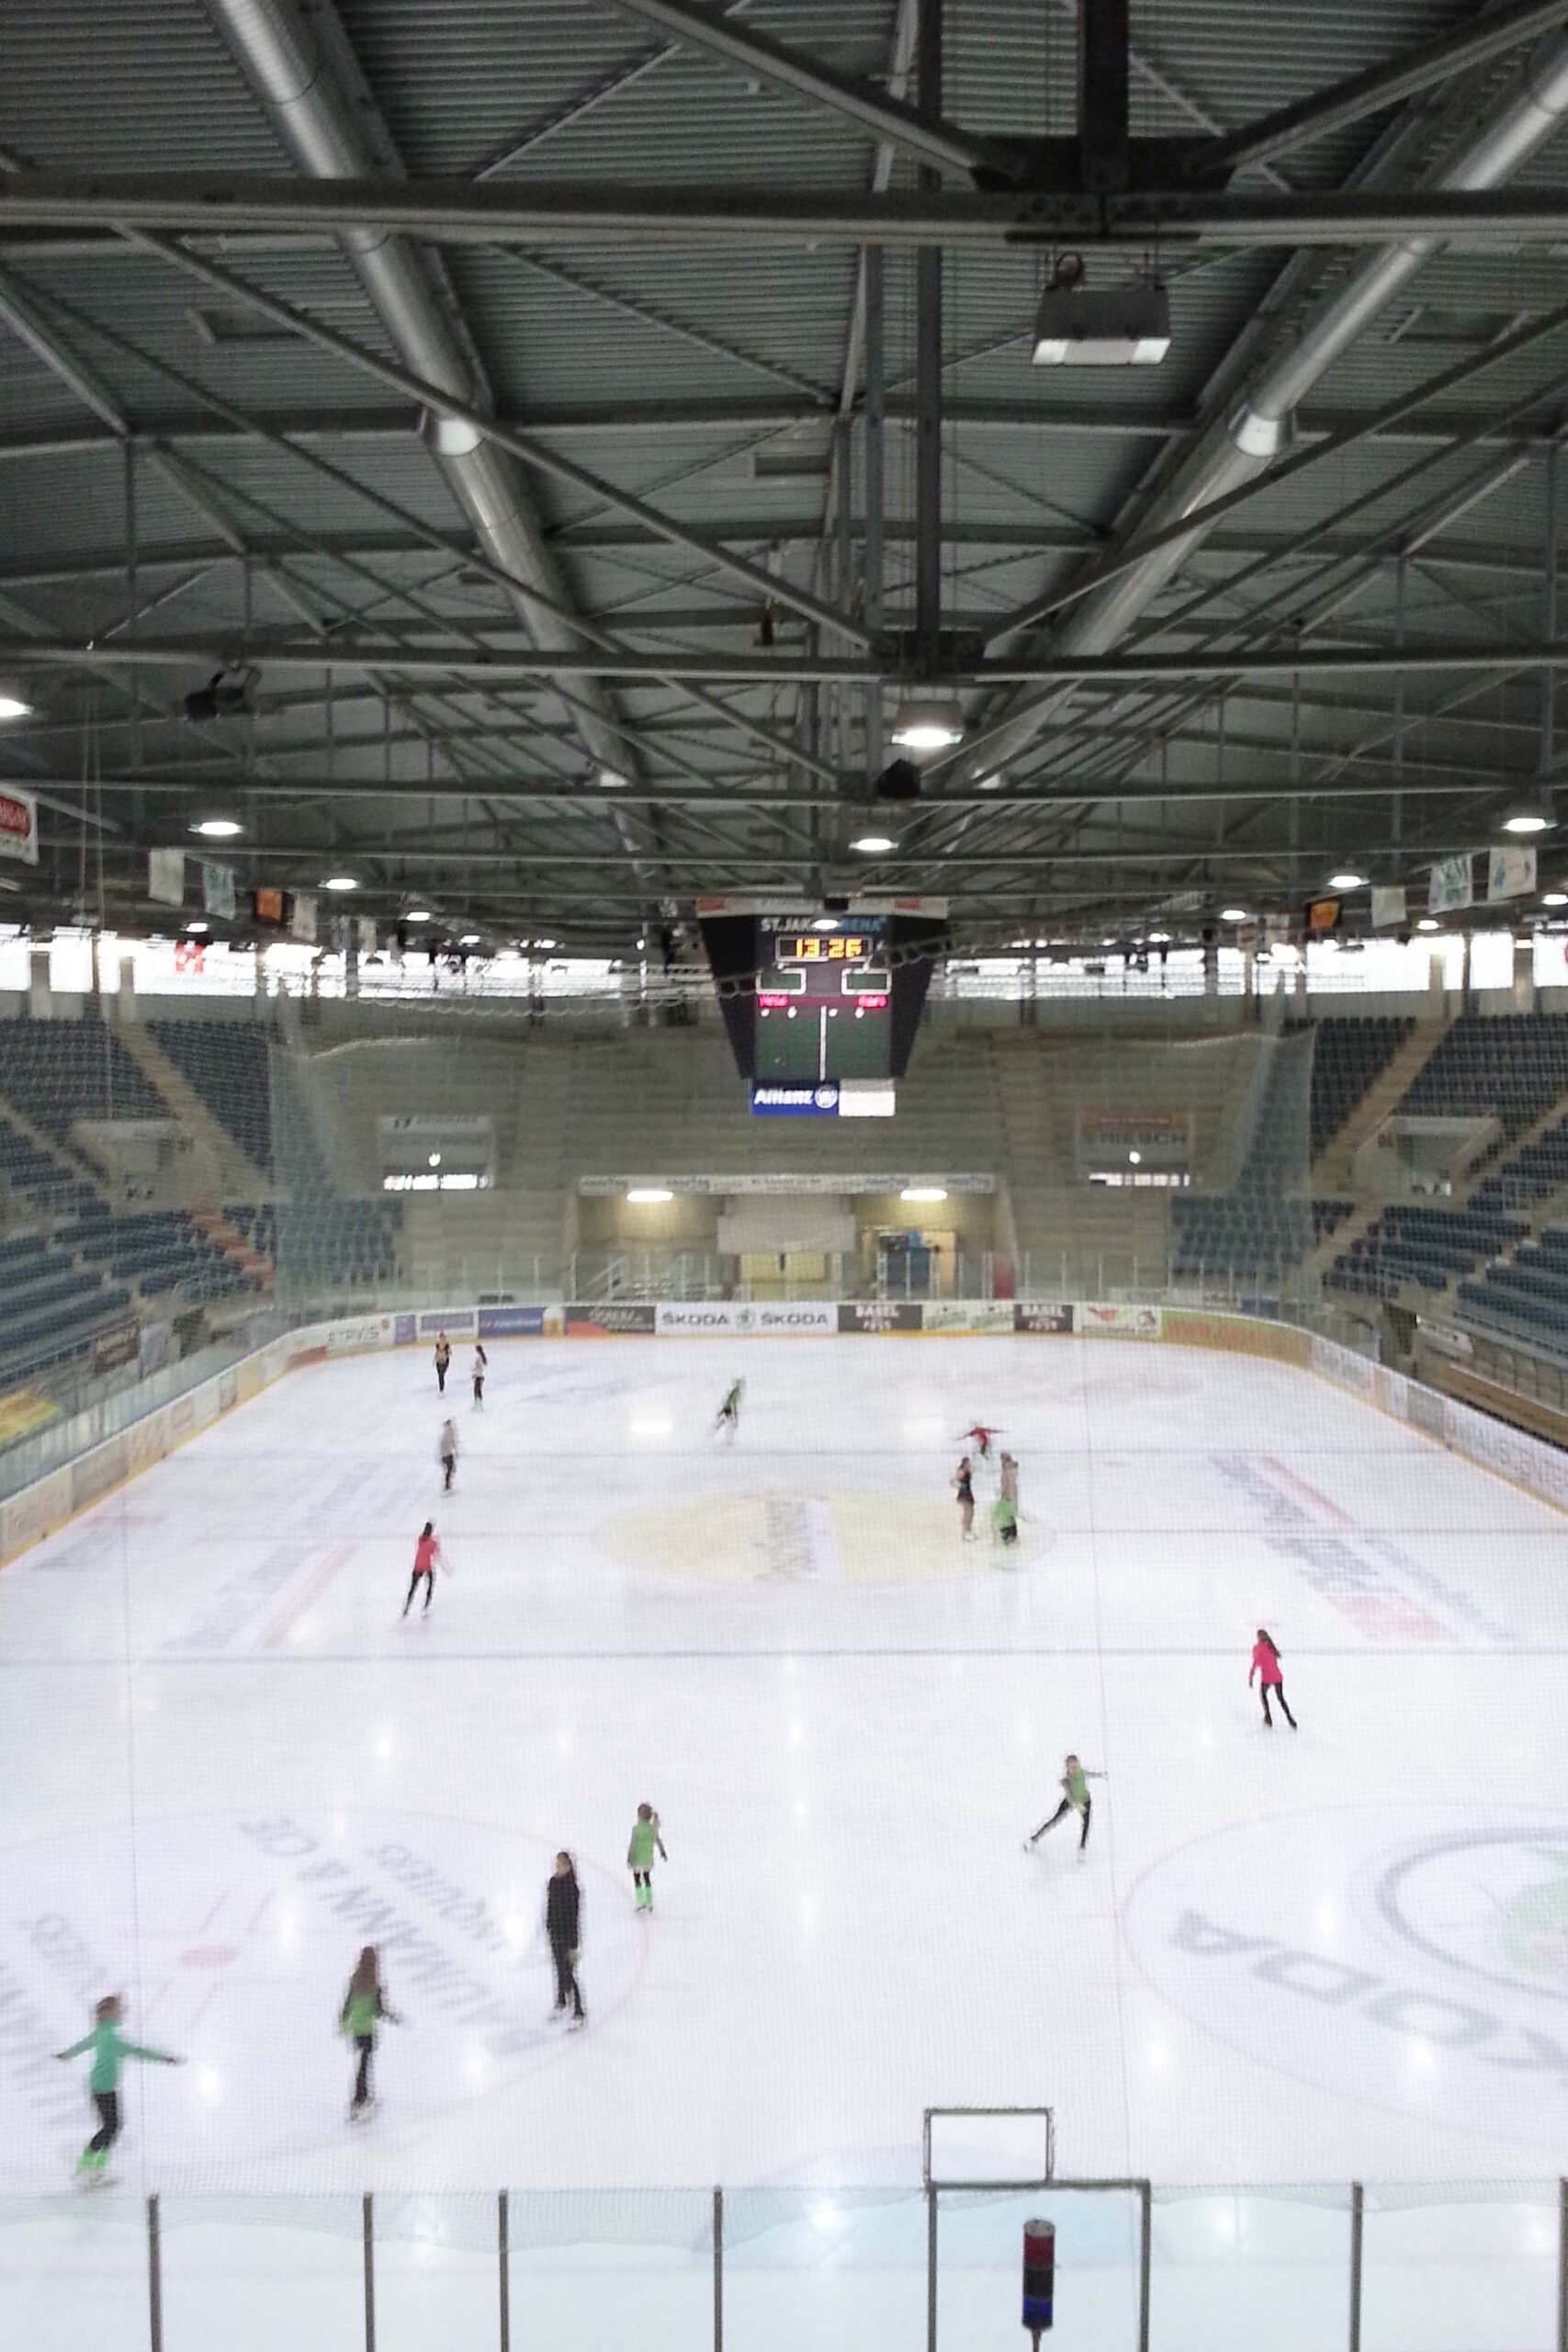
[149,847,186,906]
[290,890,318,944]
[1427,854,1473,915]
[202,860,236,920]
[0,786,38,865]
[1487,843,1538,903]
[355,915,379,956]
[1371,885,1407,930]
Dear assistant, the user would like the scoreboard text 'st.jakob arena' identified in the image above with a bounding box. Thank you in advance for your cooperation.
[699,905,945,1090]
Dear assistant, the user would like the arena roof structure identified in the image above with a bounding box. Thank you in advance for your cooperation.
[6,0,1568,952]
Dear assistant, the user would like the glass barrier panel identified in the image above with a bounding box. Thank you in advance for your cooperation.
[936,2187,1141,2352]
[0,2193,149,2352]
[374,2192,500,2351]
[161,2193,364,2352]
[505,2187,713,2352]
[1361,2189,1559,2352]
[724,2186,927,2352]
[1150,2188,1351,2352]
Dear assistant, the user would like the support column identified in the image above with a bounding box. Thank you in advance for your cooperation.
[713,2184,724,2352]
[1543,442,1560,813]
[363,2193,376,2352]
[863,243,886,775]
[914,0,942,661]
[1348,2182,1364,2352]
[147,2193,164,2352]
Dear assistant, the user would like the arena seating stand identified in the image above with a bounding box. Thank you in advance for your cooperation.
[1309,1017,1414,1160]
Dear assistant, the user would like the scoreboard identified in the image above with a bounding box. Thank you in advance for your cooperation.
[755,916,893,1083]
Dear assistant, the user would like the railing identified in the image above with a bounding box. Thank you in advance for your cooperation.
[9,2178,1566,2349]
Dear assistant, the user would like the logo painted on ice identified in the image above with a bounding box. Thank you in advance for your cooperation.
[0,1811,642,2163]
[1123,1809,1568,2149]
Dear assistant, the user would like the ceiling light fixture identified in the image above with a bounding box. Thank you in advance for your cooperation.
[850,832,896,854]
[900,1185,949,1204]
[1501,798,1556,835]
[1146,930,1171,944]
[321,875,359,893]
[0,687,35,721]
[1543,891,1568,909]
[1220,906,1252,923]
[1328,870,1368,890]
[422,411,483,459]
[184,920,209,935]
[626,1186,674,1204]
[191,815,243,840]
[1032,254,1171,368]
[891,696,964,752]
[1416,916,1440,933]
[597,767,630,790]
[404,907,433,924]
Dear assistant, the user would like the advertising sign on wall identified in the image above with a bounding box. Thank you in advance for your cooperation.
[477,1306,550,1337]
[838,1301,924,1332]
[1075,1303,1163,1339]
[1014,1301,1073,1334]
[0,786,38,865]
[923,1300,1015,1334]
[566,1302,658,1335]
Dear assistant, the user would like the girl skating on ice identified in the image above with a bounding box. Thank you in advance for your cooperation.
[341,1945,401,2120]
[471,1343,488,1408]
[402,1521,444,1618]
[627,1804,668,1911]
[1249,1628,1297,1728]
[546,1852,586,2029]
[960,1422,1001,1464]
[1025,1755,1105,1858]
[991,1490,1019,1549]
[434,1333,451,1394]
[714,1378,743,1441]
[953,1453,976,1542]
[438,1418,458,1492]
[56,1996,182,2186]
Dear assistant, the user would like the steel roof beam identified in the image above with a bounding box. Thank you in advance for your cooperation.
[24,172,1568,246]
[18,630,1568,686]
[1203,0,1568,179]
[154,836,1506,870]
[601,0,999,182]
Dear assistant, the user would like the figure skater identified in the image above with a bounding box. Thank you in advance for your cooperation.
[437,1418,459,1492]
[472,1343,488,1408]
[960,1422,1001,1463]
[714,1377,744,1440]
[546,1852,586,2029]
[341,1945,401,2119]
[1025,1754,1105,1857]
[953,1453,976,1541]
[55,1996,182,2186]
[433,1333,451,1394]
[1249,1628,1297,1728]
[627,1803,668,1912]
[402,1521,444,1617]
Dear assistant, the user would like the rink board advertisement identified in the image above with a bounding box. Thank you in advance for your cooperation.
[8,1297,1568,1570]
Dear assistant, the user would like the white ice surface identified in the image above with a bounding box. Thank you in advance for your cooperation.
[1,1335,1563,2346]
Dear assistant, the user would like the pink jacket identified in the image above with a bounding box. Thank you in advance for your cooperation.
[414,1534,441,1576]
[1250,1639,1282,1686]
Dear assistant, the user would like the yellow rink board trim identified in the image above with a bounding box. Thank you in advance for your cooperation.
[0,1388,60,1445]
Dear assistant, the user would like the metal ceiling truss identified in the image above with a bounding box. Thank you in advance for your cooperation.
[3,0,1568,939]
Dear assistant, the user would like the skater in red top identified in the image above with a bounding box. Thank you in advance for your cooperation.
[402,1521,445,1618]
[1248,1628,1297,1728]
[959,1423,1001,1463]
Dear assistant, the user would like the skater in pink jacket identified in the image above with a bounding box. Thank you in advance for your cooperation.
[1248,1628,1297,1730]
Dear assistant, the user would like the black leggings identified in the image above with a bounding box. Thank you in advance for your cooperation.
[1033,1796,1090,1850]
[436,1363,447,1392]
[1259,1679,1297,1728]
[442,1453,456,1491]
[550,1940,584,2019]
[353,2036,375,2107]
[403,1567,433,1614]
[88,2090,120,2154]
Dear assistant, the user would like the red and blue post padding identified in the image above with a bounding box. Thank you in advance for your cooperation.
[1022,2217,1055,2337]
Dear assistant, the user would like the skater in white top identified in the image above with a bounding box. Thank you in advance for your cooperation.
[471,1344,488,1408]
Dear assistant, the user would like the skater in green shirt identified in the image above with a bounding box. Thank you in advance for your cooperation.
[341,1945,402,2119]
[714,1378,744,1440]
[55,1995,182,2185]
[1024,1754,1105,1857]
[991,1492,1019,1548]
[627,1804,668,1911]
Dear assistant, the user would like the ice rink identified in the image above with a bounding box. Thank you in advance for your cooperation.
[3,1330,1566,2346]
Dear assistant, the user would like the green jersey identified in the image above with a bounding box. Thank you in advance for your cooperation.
[991,1496,1018,1533]
[341,1987,386,2039]
[1063,1764,1090,1814]
[58,2020,173,2094]
[627,1815,662,1869]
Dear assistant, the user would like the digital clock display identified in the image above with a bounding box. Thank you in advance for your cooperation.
[773,933,873,963]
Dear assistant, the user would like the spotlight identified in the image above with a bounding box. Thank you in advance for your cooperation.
[404,907,434,924]
[191,815,243,840]
[901,1185,949,1204]
[1328,870,1368,891]
[1416,916,1440,933]
[321,875,359,893]
[1500,798,1556,835]
[184,920,209,936]
[0,682,33,721]
[1544,892,1568,909]
[626,1187,674,1204]
[851,832,897,854]
[1220,906,1252,923]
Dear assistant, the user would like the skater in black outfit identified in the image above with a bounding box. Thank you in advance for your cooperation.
[434,1334,451,1394]
[472,1344,488,1408]
[546,1853,586,2028]
[341,1946,400,2118]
